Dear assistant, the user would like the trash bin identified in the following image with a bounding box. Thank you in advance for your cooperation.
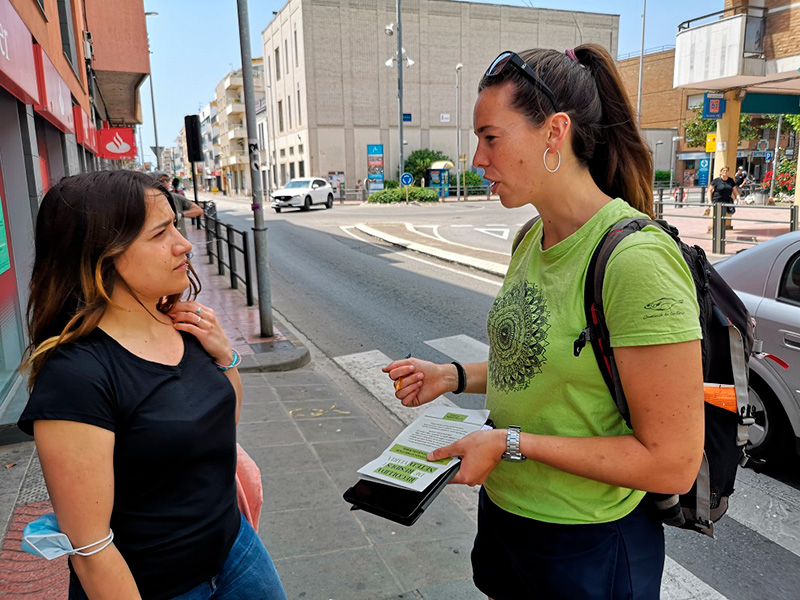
[752,190,767,205]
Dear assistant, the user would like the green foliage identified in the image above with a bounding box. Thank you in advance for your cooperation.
[762,114,800,132]
[404,149,452,185]
[763,156,796,197]
[682,107,768,147]
[383,180,399,189]
[738,114,759,141]
[654,170,671,183]
[450,171,485,189]
[367,187,440,203]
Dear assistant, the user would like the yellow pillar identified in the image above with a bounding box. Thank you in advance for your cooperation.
[795,150,800,206]
[713,90,742,175]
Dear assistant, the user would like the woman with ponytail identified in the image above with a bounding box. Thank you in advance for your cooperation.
[384,45,703,598]
[19,170,286,599]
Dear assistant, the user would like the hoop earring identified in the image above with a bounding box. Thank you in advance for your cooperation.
[543,148,561,174]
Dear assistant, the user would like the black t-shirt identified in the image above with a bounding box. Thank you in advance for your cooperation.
[710,177,735,203]
[19,329,240,600]
[734,173,747,188]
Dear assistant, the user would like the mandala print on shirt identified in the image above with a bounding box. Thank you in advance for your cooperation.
[488,279,550,393]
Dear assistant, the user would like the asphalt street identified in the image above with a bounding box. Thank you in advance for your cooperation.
[204,195,800,600]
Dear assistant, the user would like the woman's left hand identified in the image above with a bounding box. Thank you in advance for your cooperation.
[169,301,234,365]
[427,429,507,486]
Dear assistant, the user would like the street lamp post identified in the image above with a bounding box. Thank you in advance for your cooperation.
[145,12,161,170]
[385,2,413,182]
[456,63,462,202]
[653,140,663,188]
[669,135,683,192]
[636,0,647,125]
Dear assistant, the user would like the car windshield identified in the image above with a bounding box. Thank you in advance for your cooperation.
[284,180,311,189]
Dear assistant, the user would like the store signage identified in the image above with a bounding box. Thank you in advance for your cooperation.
[98,127,137,160]
[33,45,74,134]
[367,144,384,192]
[705,133,717,153]
[0,0,38,105]
[73,106,90,147]
[702,92,726,120]
[87,117,98,153]
[697,158,710,187]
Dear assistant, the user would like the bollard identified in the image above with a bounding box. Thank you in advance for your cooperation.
[242,231,254,306]
[227,228,238,290]
[712,203,725,255]
[216,220,225,276]
[791,205,799,232]
[654,197,663,220]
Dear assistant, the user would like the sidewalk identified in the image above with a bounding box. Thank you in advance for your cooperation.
[0,226,482,599]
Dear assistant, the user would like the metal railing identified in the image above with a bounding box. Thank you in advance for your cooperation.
[195,201,254,305]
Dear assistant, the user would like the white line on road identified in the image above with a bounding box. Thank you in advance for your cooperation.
[424,335,489,364]
[661,557,728,600]
[407,223,450,244]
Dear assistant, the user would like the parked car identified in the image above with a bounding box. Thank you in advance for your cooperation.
[270,178,334,212]
[715,232,800,462]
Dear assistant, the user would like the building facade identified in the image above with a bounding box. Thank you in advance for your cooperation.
[214,60,265,196]
[261,0,619,190]
[0,0,149,423]
[199,102,221,191]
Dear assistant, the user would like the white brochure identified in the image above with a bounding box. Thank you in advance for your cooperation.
[357,405,490,492]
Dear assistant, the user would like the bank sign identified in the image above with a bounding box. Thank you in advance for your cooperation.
[0,0,39,105]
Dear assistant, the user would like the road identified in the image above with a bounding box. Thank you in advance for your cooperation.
[204,194,800,600]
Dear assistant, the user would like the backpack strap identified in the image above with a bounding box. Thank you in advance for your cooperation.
[511,216,540,256]
[573,217,656,428]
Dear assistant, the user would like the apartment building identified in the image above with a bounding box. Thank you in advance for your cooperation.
[261,0,618,189]
[0,0,150,423]
[199,102,221,191]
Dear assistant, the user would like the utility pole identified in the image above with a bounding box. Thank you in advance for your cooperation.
[236,0,273,336]
[456,63,462,201]
[769,114,783,201]
[636,0,646,126]
[396,0,404,180]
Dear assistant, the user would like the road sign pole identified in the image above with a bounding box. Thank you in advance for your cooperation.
[769,114,783,201]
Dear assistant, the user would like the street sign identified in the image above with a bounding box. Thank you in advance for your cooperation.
[702,92,726,120]
[400,172,413,187]
[751,151,767,158]
[705,133,717,153]
[698,158,710,187]
[440,113,450,123]
[766,151,773,162]
[756,139,769,151]
[402,113,412,122]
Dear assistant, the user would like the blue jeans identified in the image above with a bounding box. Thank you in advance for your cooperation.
[172,517,286,600]
[68,516,286,600]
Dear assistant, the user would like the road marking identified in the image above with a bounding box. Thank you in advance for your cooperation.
[334,349,456,427]
[475,227,510,240]
[661,557,728,600]
[424,335,489,364]
[407,223,450,244]
[339,227,502,287]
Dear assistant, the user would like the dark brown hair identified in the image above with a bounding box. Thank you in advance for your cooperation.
[23,170,201,386]
[479,44,654,217]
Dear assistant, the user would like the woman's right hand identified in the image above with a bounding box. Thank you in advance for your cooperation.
[382,358,455,407]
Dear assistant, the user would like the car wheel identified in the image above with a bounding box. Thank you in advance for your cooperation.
[326,194,333,209]
[302,196,311,211]
[747,380,791,462]
[274,207,281,213]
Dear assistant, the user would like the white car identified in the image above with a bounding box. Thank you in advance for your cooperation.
[270,178,334,212]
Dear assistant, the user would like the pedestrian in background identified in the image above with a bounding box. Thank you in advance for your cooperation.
[385,44,704,599]
[18,170,287,600]
[157,172,203,237]
[707,166,740,230]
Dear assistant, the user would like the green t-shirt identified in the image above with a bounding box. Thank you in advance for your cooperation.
[485,198,702,524]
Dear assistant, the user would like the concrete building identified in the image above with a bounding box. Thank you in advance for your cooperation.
[199,102,221,191]
[0,0,149,424]
[261,0,618,190]
[214,60,266,195]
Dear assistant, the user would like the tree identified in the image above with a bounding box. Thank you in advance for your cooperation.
[404,149,452,185]
[682,107,763,147]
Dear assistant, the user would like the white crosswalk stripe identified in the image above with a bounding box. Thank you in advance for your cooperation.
[333,334,800,600]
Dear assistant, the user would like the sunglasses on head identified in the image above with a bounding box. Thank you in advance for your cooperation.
[485,51,560,113]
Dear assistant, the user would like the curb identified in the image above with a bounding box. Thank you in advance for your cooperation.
[238,312,311,373]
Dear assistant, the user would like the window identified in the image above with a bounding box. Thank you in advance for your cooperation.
[280,149,286,157]
[779,253,800,305]
[289,162,296,179]
[284,40,289,74]
[258,123,265,148]
[277,100,284,132]
[298,160,305,177]
[294,30,299,66]
[57,0,78,69]
[298,144,304,155]
[289,146,294,156]
[267,56,272,83]
[687,94,703,110]
[297,88,302,126]
[288,96,292,129]
[275,48,281,81]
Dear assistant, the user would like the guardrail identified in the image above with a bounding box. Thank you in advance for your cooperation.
[195,201,254,306]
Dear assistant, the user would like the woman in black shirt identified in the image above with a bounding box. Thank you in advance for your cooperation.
[707,166,740,230]
[19,171,287,600]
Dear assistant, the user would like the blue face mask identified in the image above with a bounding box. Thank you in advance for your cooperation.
[21,513,114,561]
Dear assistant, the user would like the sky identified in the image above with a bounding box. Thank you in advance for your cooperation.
[139,0,723,168]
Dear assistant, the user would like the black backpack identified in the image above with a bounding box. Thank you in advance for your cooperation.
[513,216,756,538]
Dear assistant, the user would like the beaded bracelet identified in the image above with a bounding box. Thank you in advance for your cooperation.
[216,349,242,371]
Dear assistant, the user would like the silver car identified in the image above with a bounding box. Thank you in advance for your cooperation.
[270,178,334,212]
[715,232,800,461]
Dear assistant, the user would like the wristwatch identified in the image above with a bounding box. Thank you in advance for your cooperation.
[501,425,526,462]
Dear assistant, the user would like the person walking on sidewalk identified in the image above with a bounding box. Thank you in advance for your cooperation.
[384,45,703,599]
[18,170,287,600]
[706,166,739,230]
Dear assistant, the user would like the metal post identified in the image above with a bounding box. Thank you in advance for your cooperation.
[790,205,799,232]
[149,76,161,171]
[266,83,279,189]
[242,231,254,306]
[769,114,783,201]
[227,228,238,290]
[236,0,273,336]
[396,0,404,182]
[712,202,725,255]
[191,161,199,203]
[636,0,646,125]
[216,220,225,275]
[455,63,462,202]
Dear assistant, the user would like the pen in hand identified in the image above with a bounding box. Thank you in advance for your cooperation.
[394,353,412,391]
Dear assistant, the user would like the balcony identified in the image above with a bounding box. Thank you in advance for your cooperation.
[225,73,243,89]
[227,127,246,140]
[226,103,245,116]
[674,5,800,95]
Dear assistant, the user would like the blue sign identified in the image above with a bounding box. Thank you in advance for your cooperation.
[766,151,773,163]
[403,113,412,122]
[367,144,385,191]
[697,158,710,187]
[400,172,413,187]
[702,93,726,120]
